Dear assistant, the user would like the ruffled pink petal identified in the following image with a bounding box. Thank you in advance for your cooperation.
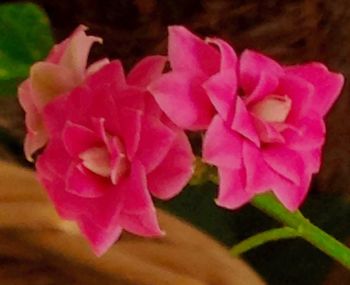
[215,167,252,209]
[283,116,325,151]
[37,139,124,228]
[276,74,314,122]
[147,131,194,200]
[78,216,123,256]
[119,161,163,237]
[168,26,220,75]
[37,137,71,179]
[272,172,312,211]
[121,161,154,214]
[136,114,176,172]
[206,37,238,70]
[111,109,142,160]
[203,70,236,121]
[85,60,127,93]
[242,141,309,210]
[62,121,101,157]
[36,152,90,219]
[149,71,215,130]
[203,115,242,169]
[119,209,164,237]
[127,55,167,88]
[231,97,260,146]
[285,63,344,116]
[30,62,77,108]
[262,145,305,185]
[240,50,283,102]
[300,148,322,173]
[242,141,280,194]
[66,163,108,198]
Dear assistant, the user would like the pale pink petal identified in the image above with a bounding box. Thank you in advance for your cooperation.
[206,37,238,70]
[147,131,194,199]
[149,71,215,130]
[59,28,102,81]
[203,70,236,121]
[168,26,220,75]
[240,50,283,102]
[46,25,88,64]
[276,74,314,122]
[136,114,176,172]
[30,62,77,108]
[78,216,123,256]
[66,163,107,198]
[18,81,40,132]
[119,209,164,237]
[62,121,100,157]
[215,167,252,209]
[18,81,48,160]
[23,129,48,162]
[285,63,344,116]
[250,95,291,123]
[203,115,242,169]
[231,97,260,146]
[86,58,110,75]
[262,145,305,185]
[127,55,167,88]
[79,147,111,177]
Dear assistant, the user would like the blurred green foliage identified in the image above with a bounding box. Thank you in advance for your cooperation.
[0,2,53,96]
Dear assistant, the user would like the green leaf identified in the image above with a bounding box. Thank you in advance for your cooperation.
[0,2,54,96]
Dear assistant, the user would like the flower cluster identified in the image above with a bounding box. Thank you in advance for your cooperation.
[19,25,344,255]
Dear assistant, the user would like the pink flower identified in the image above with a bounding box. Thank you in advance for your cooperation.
[36,56,194,255]
[18,25,108,161]
[149,26,344,211]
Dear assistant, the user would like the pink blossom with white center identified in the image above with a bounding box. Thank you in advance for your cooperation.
[36,57,194,255]
[149,26,344,211]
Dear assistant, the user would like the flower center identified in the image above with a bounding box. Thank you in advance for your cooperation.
[79,147,111,177]
[79,135,128,185]
[249,94,291,124]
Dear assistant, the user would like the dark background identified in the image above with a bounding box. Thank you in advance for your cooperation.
[0,1,349,284]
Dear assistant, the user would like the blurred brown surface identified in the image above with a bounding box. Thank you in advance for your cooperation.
[0,161,265,285]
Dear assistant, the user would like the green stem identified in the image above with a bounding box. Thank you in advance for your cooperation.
[250,193,350,269]
[231,227,299,256]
